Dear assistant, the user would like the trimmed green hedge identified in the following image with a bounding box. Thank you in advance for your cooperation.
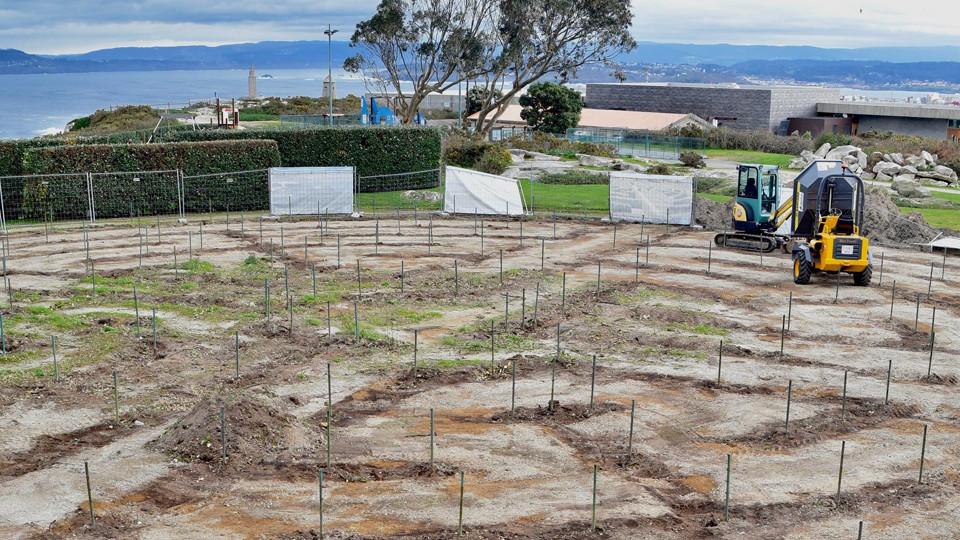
[12,140,280,221]
[167,126,442,191]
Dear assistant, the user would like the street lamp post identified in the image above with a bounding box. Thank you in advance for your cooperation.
[323,25,339,125]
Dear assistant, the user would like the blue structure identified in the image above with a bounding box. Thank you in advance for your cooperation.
[361,96,426,126]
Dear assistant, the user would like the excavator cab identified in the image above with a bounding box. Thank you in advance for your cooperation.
[716,164,792,252]
[790,161,872,285]
[733,164,780,234]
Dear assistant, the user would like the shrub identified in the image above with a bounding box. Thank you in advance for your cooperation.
[476,145,513,175]
[539,170,609,185]
[814,132,854,149]
[694,176,727,193]
[679,151,706,168]
[168,126,442,192]
[17,140,281,220]
[502,132,616,158]
[704,128,813,156]
[444,133,513,175]
[646,163,671,175]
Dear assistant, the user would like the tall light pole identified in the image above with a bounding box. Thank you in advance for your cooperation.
[323,24,338,125]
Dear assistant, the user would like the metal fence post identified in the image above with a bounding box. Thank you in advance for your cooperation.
[86,172,97,223]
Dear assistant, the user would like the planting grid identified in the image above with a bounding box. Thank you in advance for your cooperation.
[0,215,958,539]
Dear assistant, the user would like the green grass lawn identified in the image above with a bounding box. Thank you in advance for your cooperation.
[697,193,732,203]
[931,190,960,204]
[355,188,443,213]
[901,207,960,229]
[704,149,798,169]
[893,190,960,229]
[524,183,610,215]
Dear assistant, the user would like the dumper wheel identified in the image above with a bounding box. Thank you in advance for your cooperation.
[853,264,873,287]
[793,253,811,285]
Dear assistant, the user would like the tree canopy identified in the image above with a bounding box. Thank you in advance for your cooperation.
[518,82,583,134]
[347,0,634,133]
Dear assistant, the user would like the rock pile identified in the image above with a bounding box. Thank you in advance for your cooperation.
[789,143,958,186]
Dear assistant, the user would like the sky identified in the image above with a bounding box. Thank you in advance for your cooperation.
[3,0,960,55]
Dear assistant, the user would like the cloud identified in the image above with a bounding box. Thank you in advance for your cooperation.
[2,0,960,54]
[629,0,960,47]
[0,0,378,54]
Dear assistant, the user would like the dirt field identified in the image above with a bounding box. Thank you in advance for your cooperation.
[0,213,958,539]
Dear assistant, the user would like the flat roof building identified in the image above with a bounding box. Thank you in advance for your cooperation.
[468,104,713,132]
[585,83,840,133]
[815,102,960,141]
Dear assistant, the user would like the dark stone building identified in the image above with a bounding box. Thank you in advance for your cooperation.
[585,83,840,133]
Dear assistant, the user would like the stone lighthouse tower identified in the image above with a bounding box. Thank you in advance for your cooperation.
[248,66,257,98]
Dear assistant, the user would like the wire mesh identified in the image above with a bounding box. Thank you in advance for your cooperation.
[355,169,442,213]
[609,172,695,224]
[566,128,706,159]
[90,170,180,223]
[0,173,91,229]
[269,167,354,216]
[182,169,270,219]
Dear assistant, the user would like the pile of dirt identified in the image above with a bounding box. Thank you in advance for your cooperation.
[151,393,316,470]
[694,196,732,229]
[862,184,940,245]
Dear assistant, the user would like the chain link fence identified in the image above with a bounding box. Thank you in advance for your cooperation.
[182,169,270,219]
[566,128,705,159]
[355,169,443,214]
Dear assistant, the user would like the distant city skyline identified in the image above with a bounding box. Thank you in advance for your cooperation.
[2,0,960,55]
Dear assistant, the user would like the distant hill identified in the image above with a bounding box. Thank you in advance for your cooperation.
[621,42,960,66]
[4,41,960,90]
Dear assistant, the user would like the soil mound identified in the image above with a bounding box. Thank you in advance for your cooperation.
[151,393,315,468]
[695,197,732,229]
[862,184,940,245]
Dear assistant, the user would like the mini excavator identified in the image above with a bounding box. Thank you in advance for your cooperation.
[714,164,792,252]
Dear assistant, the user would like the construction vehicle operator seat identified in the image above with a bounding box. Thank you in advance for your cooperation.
[835,214,854,235]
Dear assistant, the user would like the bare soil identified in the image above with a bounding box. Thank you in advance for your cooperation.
[1,214,959,539]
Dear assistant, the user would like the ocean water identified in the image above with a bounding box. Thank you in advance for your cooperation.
[0,70,937,141]
[0,69,371,140]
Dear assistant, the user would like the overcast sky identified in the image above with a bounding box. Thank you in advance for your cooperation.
[3,0,960,55]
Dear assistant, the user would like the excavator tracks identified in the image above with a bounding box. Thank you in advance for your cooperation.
[714,232,781,253]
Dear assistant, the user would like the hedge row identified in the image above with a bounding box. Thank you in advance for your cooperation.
[9,140,280,221]
[167,126,443,191]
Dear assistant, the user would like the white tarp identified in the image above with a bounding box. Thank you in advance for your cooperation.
[443,166,525,215]
[609,172,693,224]
[269,167,354,215]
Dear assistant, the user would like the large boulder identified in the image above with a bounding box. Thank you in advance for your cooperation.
[915,165,958,184]
[789,157,808,169]
[841,155,859,167]
[921,150,936,165]
[576,153,616,167]
[402,190,443,202]
[813,143,831,158]
[826,145,859,160]
[934,165,958,181]
[856,151,868,169]
[904,154,925,167]
[876,172,893,181]
[861,171,876,180]
[891,178,931,198]
[873,161,902,176]
[889,152,905,165]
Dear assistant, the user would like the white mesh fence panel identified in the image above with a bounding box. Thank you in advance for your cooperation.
[269,167,354,216]
[609,172,694,224]
[443,166,525,216]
